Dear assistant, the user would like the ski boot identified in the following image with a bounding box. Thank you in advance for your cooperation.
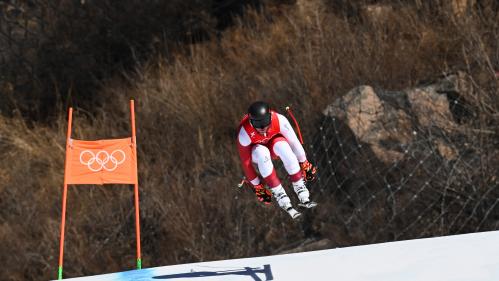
[272,185,302,219]
[293,180,318,209]
[285,206,302,219]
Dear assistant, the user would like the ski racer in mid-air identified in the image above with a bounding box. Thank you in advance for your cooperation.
[237,101,317,219]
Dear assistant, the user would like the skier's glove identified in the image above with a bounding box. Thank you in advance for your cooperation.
[252,183,272,205]
[300,160,317,182]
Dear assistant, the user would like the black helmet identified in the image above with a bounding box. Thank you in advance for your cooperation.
[248,101,271,129]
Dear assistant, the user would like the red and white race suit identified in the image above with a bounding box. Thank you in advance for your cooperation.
[237,110,308,188]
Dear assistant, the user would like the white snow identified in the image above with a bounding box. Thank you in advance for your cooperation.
[55,230,499,281]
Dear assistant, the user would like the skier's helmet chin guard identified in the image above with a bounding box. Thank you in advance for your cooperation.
[248,101,271,129]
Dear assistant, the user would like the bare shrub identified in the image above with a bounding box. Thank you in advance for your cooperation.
[0,1,497,280]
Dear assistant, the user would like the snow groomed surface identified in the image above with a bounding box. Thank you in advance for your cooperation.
[55,230,499,281]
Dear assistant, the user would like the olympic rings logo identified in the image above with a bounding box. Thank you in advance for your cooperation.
[79,150,126,172]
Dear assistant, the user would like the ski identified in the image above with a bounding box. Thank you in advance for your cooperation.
[298,201,318,209]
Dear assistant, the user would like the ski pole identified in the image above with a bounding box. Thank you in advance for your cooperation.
[286,106,318,182]
[238,177,249,188]
[285,106,304,145]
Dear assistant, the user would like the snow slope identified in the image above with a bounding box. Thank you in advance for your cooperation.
[55,230,499,281]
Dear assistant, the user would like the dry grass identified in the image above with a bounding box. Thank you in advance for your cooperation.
[0,1,497,280]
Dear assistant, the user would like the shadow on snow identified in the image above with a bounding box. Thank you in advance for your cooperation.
[153,264,274,281]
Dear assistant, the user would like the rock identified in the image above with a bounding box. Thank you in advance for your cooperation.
[323,73,471,163]
[407,87,457,133]
[434,139,458,161]
[324,86,413,163]
[435,71,473,97]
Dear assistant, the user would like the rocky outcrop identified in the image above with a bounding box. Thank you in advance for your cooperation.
[323,72,472,163]
[311,71,497,247]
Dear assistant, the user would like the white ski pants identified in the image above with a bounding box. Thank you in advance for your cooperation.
[251,140,301,180]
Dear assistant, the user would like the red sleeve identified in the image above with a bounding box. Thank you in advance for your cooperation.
[237,140,258,184]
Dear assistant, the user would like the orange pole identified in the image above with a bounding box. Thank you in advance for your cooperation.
[130,100,142,269]
[58,107,73,279]
[285,106,304,145]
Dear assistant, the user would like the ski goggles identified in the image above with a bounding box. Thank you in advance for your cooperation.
[250,114,271,129]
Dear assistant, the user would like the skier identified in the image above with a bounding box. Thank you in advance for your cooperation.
[237,101,317,219]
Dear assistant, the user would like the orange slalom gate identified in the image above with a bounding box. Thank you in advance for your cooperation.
[58,100,142,280]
